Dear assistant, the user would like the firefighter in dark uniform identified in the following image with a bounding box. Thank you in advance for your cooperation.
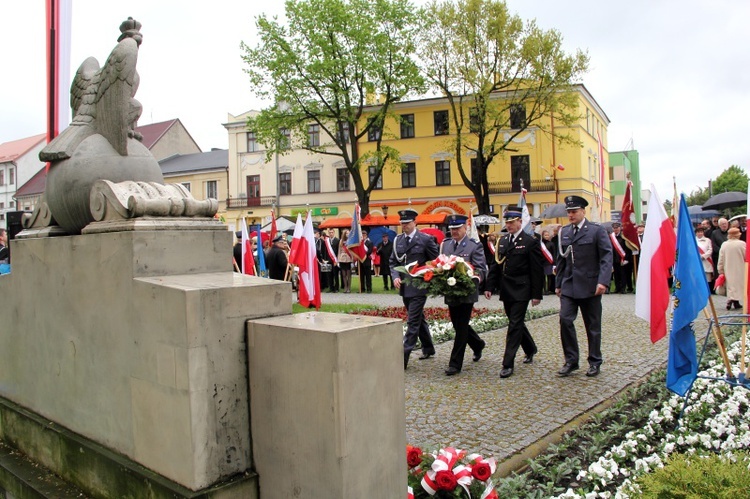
[555,196,613,377]
[484,206,544,378]
[441,215,487,376]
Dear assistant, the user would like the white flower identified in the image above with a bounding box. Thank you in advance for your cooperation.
[447,277,457,286]
[442,264,452,271]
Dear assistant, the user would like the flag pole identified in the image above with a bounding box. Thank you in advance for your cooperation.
[742,266,748,374]
[706,295,735,378]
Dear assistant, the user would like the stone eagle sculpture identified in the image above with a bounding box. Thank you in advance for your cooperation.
[28,18,217,236]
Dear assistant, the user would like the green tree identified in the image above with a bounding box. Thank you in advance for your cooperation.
[417,0,589,214]
[240,0,424,214]
[711,165,748,196]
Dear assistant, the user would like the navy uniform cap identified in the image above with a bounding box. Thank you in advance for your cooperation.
[235,231,242,239]
[504,205,523,221]
[564,195,588,210]
[272,234,285,243]
[399,209,418,223]
[446,214,468,228]
[611,221,621,228]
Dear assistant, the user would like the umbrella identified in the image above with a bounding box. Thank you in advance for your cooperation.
[366,226,397,243]
[473,214,500,225]
[540,203,568,219]
[420,227,445,244]
[729,214,747,223]
[687,205,719,224]
[702,191,747,210]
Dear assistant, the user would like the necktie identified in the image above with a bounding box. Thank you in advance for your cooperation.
[405,235,411,246]
[573,226,579,237]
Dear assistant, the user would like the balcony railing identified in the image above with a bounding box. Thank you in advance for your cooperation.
[226,196,277,209]
[487,179,555,194]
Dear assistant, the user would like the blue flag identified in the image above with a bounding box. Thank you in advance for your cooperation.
[667,194,709,396]
[256,229,267,277]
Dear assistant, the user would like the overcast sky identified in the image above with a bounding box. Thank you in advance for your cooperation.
[3,0,749,202]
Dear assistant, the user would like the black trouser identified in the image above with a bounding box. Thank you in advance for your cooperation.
[403,295,434,358]
[502,300,537,369]
[382,269,393,290]
[329,265,339,291]
[360,263,372,292]
[559,294,602,367]
[613,262,627,292]
[447,302,485,371]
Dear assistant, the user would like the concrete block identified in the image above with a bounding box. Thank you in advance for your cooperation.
[248,312,406,499]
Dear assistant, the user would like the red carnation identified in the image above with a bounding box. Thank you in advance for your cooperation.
[406,445,422,468]
[423,271,434,282]
[434,470,458,491]
[471,461,492,481]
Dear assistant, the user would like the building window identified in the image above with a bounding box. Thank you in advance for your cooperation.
[0,202,4,209]
[280,128,291,150]
[510,155,530,192]
[435,160,451,186]
[279,172,291,195]
[401,163,416,188]
[434,110,449,135]
[510,104,526,129]
[0,170,4,186]
[307,171,321,193]
[400,114,415,138]
[181,182,191,192]
[206,180,218,199]
[367,117,382,142]
[368,166,383,190]
[9,201,14,208]
[308,124,320,147]
[336,168,350,192]
[469,107,481,133]
[247,175,261,206]
[337,122,350,143]
[247,132,259,152]
[8,167,14,185]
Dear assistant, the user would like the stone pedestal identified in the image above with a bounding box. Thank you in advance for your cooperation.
[0,228,290,494]
[247,312,406,499]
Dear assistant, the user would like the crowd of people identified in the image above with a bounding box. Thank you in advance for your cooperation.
[231,204,747,379]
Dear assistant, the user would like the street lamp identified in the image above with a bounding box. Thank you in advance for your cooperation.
[381,205,389,216]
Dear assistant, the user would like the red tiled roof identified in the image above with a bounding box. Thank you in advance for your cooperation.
[0,133,46,163]
[135,119,179,149]
[14,166,47,198]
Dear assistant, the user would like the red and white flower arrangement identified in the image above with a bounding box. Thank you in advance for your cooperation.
[406,445,499,498]
[396,255,479,299]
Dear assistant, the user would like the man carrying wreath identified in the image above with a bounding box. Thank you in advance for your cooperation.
[440,215,487,376]
[390,209,440,369]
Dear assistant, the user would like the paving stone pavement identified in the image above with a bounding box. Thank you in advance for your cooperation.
[322,289,732,466]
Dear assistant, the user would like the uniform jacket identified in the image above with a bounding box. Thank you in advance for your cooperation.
[266,245,289,281]
[486,230,544,303]
[440,235,487,305]
[555,219,613,299]
[359,239,374,267]
[390,230,440,298]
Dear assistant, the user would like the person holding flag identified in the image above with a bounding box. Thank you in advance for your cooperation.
[390,209,440,369]
[484,206,544,378]
[610,222,633,293]
[555,195,613,377]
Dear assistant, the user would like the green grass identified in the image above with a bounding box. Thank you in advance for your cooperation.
[292,303,378,314]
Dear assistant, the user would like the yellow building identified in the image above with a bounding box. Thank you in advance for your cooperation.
[356,83,611,222]
[221,84,610,230]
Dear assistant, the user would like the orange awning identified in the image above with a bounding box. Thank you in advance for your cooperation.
[416,213,447,225]
[318,218,353,229]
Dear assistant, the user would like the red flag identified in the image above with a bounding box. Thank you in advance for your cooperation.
[290,212,321,309]
[635,186,676,343]
[621,179,640,252]
[345,203,367,262]
[240,219,255,276]
[269,209,278,246]
[45,0,72,172]
[288,213,303,263]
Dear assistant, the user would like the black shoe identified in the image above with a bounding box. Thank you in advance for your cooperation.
[500,367,514,378]
[444,367,461,376]
[404,353,409,370]
[557,363,579,377]
[727,301,733,310]
[586,365,600,377]
[735,302,743,310]
[523,353,535,364]
[472,347,484,362]
[418,352,435,360]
